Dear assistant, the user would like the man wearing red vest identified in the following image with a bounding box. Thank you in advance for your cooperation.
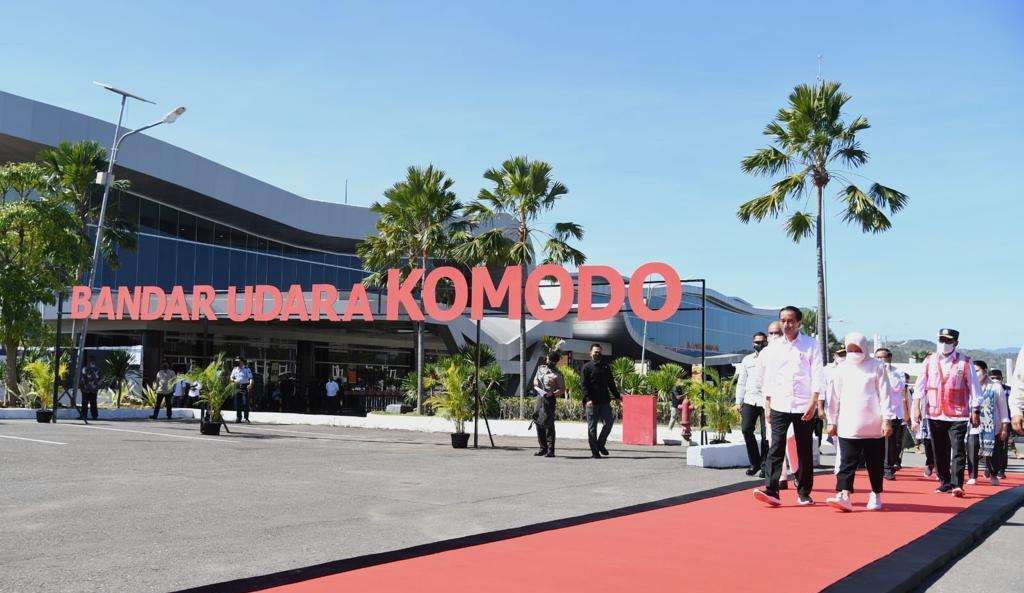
[911,328,982,497]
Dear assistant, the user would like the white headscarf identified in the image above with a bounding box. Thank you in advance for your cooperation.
[844,332,869,364]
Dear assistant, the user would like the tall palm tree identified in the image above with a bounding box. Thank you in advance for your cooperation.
[462,156,584,417]
[737,81,907,362]
[357,165,464,413]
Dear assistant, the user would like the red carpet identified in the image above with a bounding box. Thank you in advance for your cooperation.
[259,471,1021,593]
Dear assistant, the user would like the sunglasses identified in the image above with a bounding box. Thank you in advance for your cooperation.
[938,337,955,344]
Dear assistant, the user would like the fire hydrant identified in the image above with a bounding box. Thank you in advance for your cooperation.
[678,395,694,443]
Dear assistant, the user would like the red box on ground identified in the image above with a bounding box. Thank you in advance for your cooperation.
[621,394,657,445]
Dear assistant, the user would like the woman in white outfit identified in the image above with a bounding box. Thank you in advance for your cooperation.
[825,332,893,512]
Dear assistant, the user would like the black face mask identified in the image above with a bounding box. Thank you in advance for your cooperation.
[591,353,602,362]
[752,342,766,352]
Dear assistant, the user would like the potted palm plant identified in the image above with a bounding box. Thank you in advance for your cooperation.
[684,368,739,444]
[424,357,474,448]
[185,353,233,435]
[22,359,67,423]
[103,350,140,408]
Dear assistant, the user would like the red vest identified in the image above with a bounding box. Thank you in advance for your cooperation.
[922,352,972,418]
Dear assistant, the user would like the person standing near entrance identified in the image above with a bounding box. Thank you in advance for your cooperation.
[151,361,176,420]
[911,328,982,497]
[325,376,340,414]
[875,348,910,480]
[231,357,253,424]
[533,350,565,457]
[965,361,1009,486]
[581,343,620,459]
[735,332,769,476]
[753,306,824,507]
[825,332,893,512]
[78,356,102,420]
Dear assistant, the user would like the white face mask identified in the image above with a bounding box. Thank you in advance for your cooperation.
[846,352,866,364]
[938,342,955,355]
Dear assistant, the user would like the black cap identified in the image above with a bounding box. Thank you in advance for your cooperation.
[990,369,1004,379]
[938,328,960,340]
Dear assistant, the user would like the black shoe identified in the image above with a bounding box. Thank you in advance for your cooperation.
[545,452,555,458]
[534,450,548,456]
[935,484,953,493]
[592,453,603,458]
[236,420,242,424]
[245,419,251,424]
[758,469,765,478]
[884,471,896,481]
[599,446,609,456]
[149,415,157,420]
[745,467,759,476]
[997,471,1007,479]
[797,494,814,506]
[778,481,789,490]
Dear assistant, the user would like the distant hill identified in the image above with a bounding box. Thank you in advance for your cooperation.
[882,339,1016,366]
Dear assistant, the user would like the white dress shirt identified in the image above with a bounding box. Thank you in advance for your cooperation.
[734,351,764,408]
[884,364,907,420]
[912,350,982,421]
[827,358,893,439]
[758,332,824,414]
[231,366,253,386]
[1011,346,1024,417]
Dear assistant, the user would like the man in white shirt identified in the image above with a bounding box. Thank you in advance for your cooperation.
[735,332,769,476]
[876,347,911,480]
[911,328,982,497]
[1011,345,1024,435]
[230,358,254,424]
[753,306,825,507]
[325,377,340,414]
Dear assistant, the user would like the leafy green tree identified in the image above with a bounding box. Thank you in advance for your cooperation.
[737,81,907,363]
[0,198,89,402]
[357,165,465,414]
[0,162,45,204]
[462,156,585,417]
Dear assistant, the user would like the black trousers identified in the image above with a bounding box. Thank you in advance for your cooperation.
[534,396,556,453]
[884,419,904,473]
[929,419,968,489]
[764,411,814,497]
[153,393,173,418]
[967,434,1005,479]
[837,436,884,493]
[923,438,935,469]
[586,402,614,455]
[740,403,767,470]
[80,391,98,419]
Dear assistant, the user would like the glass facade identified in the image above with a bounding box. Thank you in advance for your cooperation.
[622,289,776,357]
[93,192,369,291]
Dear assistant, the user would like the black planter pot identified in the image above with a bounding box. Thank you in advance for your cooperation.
[450,432,470,448]
[36,410,53,423]
[200,421,222,436]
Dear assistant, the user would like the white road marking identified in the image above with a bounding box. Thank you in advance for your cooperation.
[0,434,67,445]
[60,423,231,443]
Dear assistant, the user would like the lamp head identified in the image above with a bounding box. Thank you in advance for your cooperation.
[162,106,186,124]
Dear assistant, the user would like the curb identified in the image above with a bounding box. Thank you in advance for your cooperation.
[820,485,1024,593]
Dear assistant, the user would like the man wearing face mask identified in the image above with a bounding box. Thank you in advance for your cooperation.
[911,328,982,497]
[581,343,620,458]
[758,321,799,489]
[823,347,846,475]
[735,332,769,476]
[754,307,824,507]
[876,348,910,480]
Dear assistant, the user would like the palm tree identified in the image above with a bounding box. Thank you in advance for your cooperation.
[462,156,585,417]
[737,81,907,363]
[103,350,140,408]
[357,165,464,414]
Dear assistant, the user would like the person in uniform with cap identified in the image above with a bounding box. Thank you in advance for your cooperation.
[911,328,982,497]
[825,332,893,512]
[875,348,910,480]
[230,357,254,424]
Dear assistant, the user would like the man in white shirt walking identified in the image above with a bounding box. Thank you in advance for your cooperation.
[754,306,825,507]
[911,328,981,497]
[876,348,910,480]
[735,332,769,476]
[1010,345,1024,435]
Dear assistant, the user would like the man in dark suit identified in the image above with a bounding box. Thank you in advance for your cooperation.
[581,343,620,458]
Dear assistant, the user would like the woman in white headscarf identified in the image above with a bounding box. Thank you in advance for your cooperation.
[825,332,893,512]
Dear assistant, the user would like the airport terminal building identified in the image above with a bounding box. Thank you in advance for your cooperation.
[0,90,777,412]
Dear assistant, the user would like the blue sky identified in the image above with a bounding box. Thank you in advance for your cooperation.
[3,1,1022,349]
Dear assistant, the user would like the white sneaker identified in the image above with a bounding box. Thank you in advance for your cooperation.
[826,493,852,512]
[867,492,883,511]
[991,477,1000,486]
[967,478,977,485]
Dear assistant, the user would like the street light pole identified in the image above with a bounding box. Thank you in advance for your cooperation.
[70,83,185,416]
